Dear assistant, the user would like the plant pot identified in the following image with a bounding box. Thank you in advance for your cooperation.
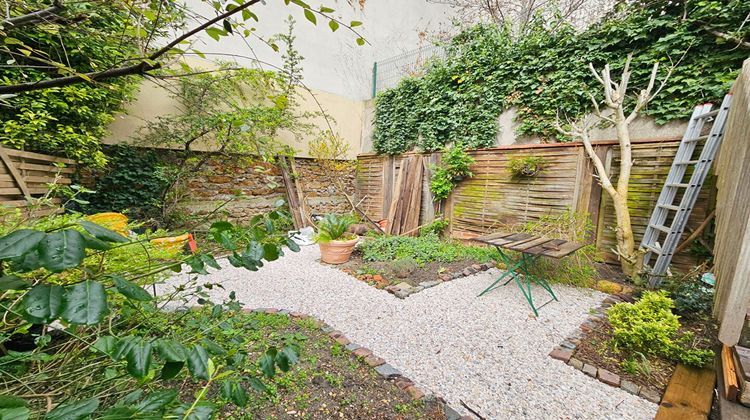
[319,236,358,264]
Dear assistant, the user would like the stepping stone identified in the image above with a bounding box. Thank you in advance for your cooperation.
[374,363,401,378]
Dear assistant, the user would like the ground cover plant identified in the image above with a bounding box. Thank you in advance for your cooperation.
[339,233,498,288]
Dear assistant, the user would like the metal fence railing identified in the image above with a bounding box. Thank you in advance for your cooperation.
[371,44,446,97]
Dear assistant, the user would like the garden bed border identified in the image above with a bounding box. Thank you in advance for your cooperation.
[244,307,470,419]
[376,261,497,299]
[547,294,664,404]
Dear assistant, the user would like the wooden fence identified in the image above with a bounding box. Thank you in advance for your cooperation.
[0,146,75,211]
[355,138,713,270]
[713,59,750,346]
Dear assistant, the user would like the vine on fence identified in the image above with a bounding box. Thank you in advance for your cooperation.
[373,1,748,155]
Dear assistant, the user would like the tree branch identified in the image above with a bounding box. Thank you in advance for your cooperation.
[0,0,263,95]
[2,1,64,29]
[705,28,750,49]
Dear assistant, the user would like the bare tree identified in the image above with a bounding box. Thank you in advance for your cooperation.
[428,0,615,34]
[557,55,673,278]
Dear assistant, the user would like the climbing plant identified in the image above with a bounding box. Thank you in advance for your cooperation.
[373,0,749,155]
[430,144,475,200]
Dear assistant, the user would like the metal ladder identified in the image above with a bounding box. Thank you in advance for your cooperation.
[641,94,732,286]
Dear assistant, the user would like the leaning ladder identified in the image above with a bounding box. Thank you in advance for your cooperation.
[640,94,733,286]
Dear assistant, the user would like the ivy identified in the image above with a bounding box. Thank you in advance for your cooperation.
[430,145,474,200]
[373,1,749,155]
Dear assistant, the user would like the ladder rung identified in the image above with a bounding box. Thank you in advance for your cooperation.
[684,135,709,143]
[666,183,692,188]
[650,224,671,233]
[695,109,719,119]
[645,244,662,254]
[674,160,700,165]
[658,204,680,211]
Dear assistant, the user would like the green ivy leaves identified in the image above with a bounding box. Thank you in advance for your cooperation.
[373,2,747,154]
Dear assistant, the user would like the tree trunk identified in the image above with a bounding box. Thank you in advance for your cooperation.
[611,193,642,278]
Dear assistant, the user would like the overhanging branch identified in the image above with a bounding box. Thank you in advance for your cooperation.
[0,0,262,95]
[2,1,64,29]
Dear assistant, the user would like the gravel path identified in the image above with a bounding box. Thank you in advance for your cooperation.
[159,246,657,419]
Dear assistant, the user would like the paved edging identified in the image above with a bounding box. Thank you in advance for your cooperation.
[245,307,470,420]
[382,261,498,299]
[548,295,663,404]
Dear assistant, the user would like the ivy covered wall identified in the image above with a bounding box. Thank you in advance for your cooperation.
[372,1,749,155]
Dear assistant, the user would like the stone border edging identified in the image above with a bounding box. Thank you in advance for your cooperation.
[547,295,663,404]
[245,307,471,420]
[383,261,498,299]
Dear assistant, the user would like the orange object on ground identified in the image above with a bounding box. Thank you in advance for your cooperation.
[151,233,191,252]
[85,212,129,236]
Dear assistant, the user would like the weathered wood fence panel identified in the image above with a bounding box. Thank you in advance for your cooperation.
[354,154,386,221]
[714,60,750,346]
[0,146,75,208]
[596,141,713,267]
[356,136,713,271]
[450,146,579,239]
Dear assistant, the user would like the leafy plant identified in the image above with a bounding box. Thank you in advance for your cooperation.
[373,1,748,154]
[0,205,301,418]
[666,275,714,319]
[419,217,450,237]
[507,155,547,178]
[360,233,497,265]
[315,214,356,243]
[430,145,475,200]
[391,258,417,278]
[608,291,714,367]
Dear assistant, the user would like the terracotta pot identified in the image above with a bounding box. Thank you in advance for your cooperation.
[319,236,358,264]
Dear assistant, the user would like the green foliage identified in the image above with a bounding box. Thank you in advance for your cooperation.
[666,275,715,319]
[516,210,599,287]
[315,214,356,243]
[391,257,417,278]
[82,145,173,221]
[0,208,300,417]
[373,1,748,154]
[360,233,497,265]
[608,291,714,367]
[507,155,547,178]
[419,217,450,237]
[430,145,475,200]
[0,1,181,166]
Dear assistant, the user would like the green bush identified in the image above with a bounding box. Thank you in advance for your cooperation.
[507,156,547,178]
[419,218,450,237]
[430,145,475,200]
[667,275,714,319]
[608,291,714,367]
[360,233,497,265]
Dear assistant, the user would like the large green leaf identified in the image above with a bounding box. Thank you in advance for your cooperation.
[125,340,153,378]
[171,403,214,420]
[0,229,45,260]
[38,230,86,273]
[0,407,30,420]
[78,220,129,243]
[112,275,152,301]
[187,345,210,380]
[45,397,99,420]
[259,348,277,378]
[92,335,118,357]
[135,389,178,413]
[262,244,280,261]
[61,281,108,325]
[160,361,184,380]
[112,336,139,361]
[22,284,64,324]
[82,233,111,251]
[0,275,30,291]
[155,339,187,362]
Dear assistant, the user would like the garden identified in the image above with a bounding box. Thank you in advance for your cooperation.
[1,0,749,419]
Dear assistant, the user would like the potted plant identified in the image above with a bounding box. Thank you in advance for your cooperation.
[315,213,358,264]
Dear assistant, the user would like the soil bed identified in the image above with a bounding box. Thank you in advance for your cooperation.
[191,312,446,419]
[337,250,484,288]
[574,317,717,393]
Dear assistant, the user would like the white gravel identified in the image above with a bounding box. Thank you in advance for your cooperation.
[159,246,657,419]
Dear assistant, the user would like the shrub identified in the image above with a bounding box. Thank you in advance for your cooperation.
[391,257,417,278]
[315,214,356,243]
[360,233,497,265]
[419,218,450,237]
[666,275,714,319]
[608,291,714,367]
[430,145,475,200]
[507,155,547,178]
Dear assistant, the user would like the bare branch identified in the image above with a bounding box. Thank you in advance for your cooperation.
[1,1,64,29]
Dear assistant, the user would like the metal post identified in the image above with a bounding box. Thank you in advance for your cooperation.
[371,61,377,98]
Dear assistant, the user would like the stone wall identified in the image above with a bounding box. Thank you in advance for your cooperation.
[178,154,355,224]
